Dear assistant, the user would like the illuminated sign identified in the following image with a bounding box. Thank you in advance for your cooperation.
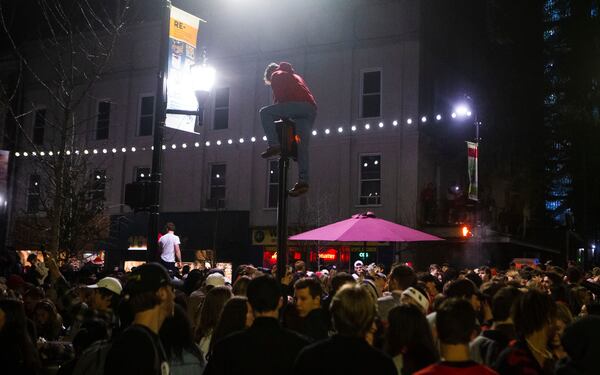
[319,253,336,260]
[318,249,337,261]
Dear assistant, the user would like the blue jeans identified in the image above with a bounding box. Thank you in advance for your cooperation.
[260,102,316,183]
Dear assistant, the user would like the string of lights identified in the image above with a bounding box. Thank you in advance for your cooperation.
[13,111,473,158]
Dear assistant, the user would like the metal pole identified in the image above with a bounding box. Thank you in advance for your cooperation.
[276,121,290,282]
[475,116,481,248]
[147,0,171,263]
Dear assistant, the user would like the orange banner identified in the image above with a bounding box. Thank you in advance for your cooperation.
[170,19,198,47]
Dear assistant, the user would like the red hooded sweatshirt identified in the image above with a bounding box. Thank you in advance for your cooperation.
[270,62,317,108]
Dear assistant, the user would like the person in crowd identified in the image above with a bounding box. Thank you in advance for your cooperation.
[400,285,430,314]
[372,271,388,296]
[352,260,365,280]
[378,264,417,323]
[231,275,251,296]
[285,277,329,341]
[33,298,63,340]
[495,289,558,375]
[182,269,203,296]
[555,315,600,375]
[24,286,46,317]
[419,273,441,303]
[58,319,108,375]
[470,286,521,365]
[415,298,498,375]
[205,275,309,375]
[430,264,442,282]
[25,253,49,287]
[543,271,563,292]
[159,304,205,375]
[361,278,381,302]
[187,271,225,326]
[259,61,317,197]
[479,267,493,282]
[322,271,355,310]
[158,222,182,274]
[69,276,122,339]
[208,296,252,357]
[0,298,42,375]
[195,285,232,359]
[293,283,397,374]
[104,263,175,375]
[550,302,573,361]
[385,304,438,375]
[465,271,484,288]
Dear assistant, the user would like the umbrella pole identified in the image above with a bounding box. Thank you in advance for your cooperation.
[316,241,320,271]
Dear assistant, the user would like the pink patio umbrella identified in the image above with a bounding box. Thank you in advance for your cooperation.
[289,212,443,269]
[289,212,443,242]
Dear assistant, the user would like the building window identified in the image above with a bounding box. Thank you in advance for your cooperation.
[4,111,16,148]
[213,87,230,130]
[27,174,41,213]
[135,167,151,182]
[267,160,279,208]
[33,109,46,145]
[138,96,154,136]
[90,169,106,210]
[360,70,381,118]
[96,101,111,140]
[359,154,381,205]
[208,164,226,208]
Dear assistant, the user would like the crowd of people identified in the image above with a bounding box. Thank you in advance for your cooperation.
[1,248,600,375]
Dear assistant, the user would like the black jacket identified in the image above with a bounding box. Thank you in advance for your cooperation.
[204,317,310,375]
[293,334,397,375]
[283,307,330,342]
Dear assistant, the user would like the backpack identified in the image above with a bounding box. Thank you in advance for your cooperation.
[71,339,112,375]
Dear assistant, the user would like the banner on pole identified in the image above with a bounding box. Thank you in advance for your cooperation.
[166,6,204,133]
[467,142,478,201]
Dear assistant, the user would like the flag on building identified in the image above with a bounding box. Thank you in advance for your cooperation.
[467,142,478,201]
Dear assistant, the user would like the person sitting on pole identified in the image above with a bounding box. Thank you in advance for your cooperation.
[259,62,317,197]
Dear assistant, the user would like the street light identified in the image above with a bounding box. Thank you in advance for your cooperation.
[145,0,216,262]
[453,99,482,240]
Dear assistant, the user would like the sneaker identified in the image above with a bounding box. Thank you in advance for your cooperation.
[261,145,281,159]
[288,182,309,197]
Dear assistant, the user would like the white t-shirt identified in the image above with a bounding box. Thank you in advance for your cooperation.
[159,232,180,262]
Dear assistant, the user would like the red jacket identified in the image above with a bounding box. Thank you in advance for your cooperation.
[270,62,317,107]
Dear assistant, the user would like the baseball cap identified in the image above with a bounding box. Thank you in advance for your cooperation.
[88,277,122,296]
[402,287,430,312]
[354,260,364,268]
[124,263,171,296]
[205,273,225,287]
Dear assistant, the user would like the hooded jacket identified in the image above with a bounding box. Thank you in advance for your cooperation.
[270,62,317,107]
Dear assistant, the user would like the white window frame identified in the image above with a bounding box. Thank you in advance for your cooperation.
[213,87,230,130]
[89,169,107,209]
[265,159,279,209]
[32,107,47,145]
[208,163,227,207]
[359,68,382,119]
[95,99,111,140]
[134,166,151,182]
[137,94,155,137]
[357,153,382,207]
[27,174,41,213]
